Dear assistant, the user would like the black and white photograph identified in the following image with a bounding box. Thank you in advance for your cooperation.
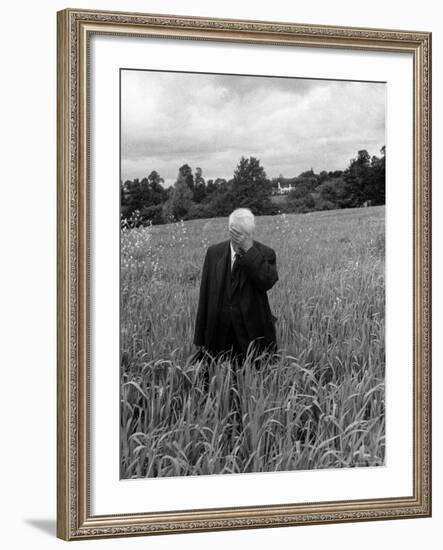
[119,68,386,479]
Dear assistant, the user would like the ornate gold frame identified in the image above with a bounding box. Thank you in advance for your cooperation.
[57,8,432,541]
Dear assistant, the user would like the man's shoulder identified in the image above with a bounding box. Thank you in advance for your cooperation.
[206,240,229,258]
[252,240,275,257]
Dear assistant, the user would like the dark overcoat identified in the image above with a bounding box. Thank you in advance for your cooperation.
[193,239,278,356]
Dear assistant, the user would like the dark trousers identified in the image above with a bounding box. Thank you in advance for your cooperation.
[224,322,246,362]
[199,321,244,388]
[223,322,244,438]
[217,304,250,357]
[197,323,244,441]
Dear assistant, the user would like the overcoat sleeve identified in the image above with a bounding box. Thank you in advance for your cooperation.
[239,245,278,292]
[193,249,210,346]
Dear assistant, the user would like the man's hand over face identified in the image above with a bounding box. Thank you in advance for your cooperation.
[229,226,253,253]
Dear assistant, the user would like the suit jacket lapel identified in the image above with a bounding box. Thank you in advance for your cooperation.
[215,240,258,294]
[238,267,247,292]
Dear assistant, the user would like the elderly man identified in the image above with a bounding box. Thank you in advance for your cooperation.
[193,208,278,361]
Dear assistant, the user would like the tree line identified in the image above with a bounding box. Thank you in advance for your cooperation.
[121,146,385,227]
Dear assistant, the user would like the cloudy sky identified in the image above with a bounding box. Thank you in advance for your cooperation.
[121,69,385,187]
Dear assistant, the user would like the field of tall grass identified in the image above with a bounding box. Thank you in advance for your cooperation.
[120,206,385,478]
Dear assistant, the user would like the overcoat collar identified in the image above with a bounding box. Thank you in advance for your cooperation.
[215,241,230,288]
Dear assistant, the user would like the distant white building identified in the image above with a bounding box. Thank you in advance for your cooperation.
[276,181,295,195]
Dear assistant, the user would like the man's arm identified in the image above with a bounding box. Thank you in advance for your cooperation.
[193,249,210,346]
[239,245,278,292]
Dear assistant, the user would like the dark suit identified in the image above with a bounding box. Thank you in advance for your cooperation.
[193,239,278,358]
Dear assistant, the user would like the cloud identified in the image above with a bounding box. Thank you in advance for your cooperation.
[121,69,385,185]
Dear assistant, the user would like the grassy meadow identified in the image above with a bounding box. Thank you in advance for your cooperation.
[120,206,385,478]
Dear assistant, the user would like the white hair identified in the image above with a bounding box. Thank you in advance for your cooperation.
[228,208,255,235]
